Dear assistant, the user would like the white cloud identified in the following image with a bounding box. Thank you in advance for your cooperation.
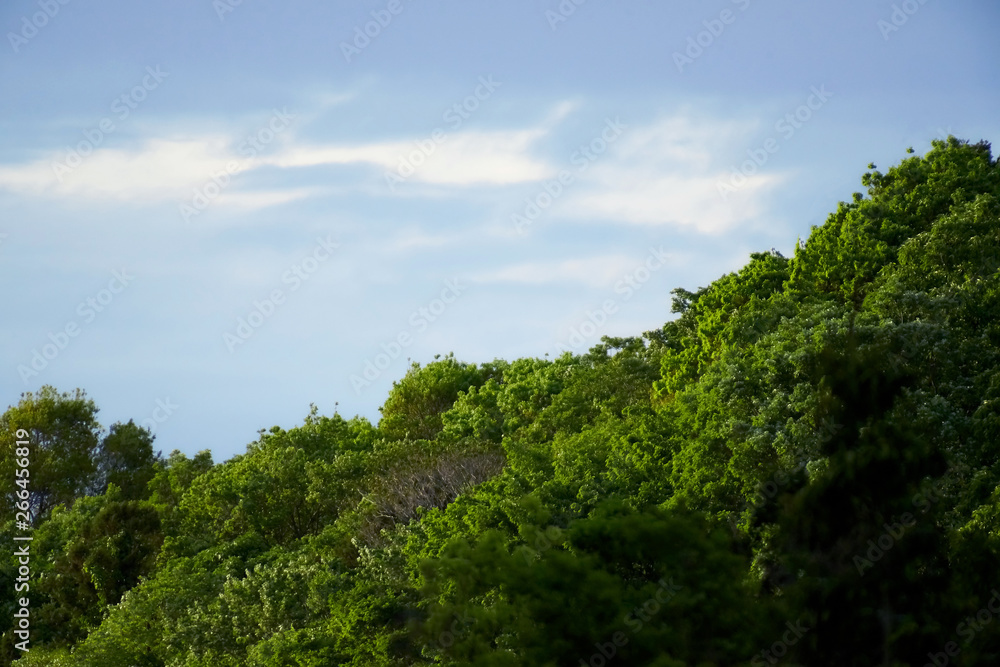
[265,127,552,186]
[0,104,786,234]
[211,187,321,211]
[0,117,555,207]
[0,137,236,200]
[384,230,457,252]
[557,114,787,233]
[566,170,783,233]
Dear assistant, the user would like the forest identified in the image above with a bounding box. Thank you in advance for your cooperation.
[2,136,1000,666]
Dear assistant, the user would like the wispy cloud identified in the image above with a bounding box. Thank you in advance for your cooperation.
[557,114,787,233]
[211,187,322,212]
[0,124,554,206]
[0,137,236,201]
[265,127,552,186]
[383,230,458,253]
[0,105,785,233]
[470,255,645,288]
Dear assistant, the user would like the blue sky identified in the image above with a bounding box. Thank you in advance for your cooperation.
[2,0,998,461]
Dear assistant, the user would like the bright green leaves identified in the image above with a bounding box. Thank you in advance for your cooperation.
[379,355,502,441]
[788,137,999,306]
[655,250,790,398]
[175,414,374,552]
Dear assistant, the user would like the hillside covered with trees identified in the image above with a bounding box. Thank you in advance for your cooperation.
[3,137,1000,665]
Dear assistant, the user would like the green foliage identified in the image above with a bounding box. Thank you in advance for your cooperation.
[756,342,952,664]
[147,449,214,538]
[96,420,159,501]
[1,488,162,659]
[0,387,102,523]
[788,137,999,305]
[420,503,773,666]
[656,249,792,397]
[379,355,502,441]
[172,411,375,554]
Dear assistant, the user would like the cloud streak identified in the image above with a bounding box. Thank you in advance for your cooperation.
[266,128,552,186]
[556,115,786,232]
[0,105,784,233]
[470,254,648,288]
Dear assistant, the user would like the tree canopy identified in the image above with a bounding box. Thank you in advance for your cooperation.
[4,137,1000,666]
